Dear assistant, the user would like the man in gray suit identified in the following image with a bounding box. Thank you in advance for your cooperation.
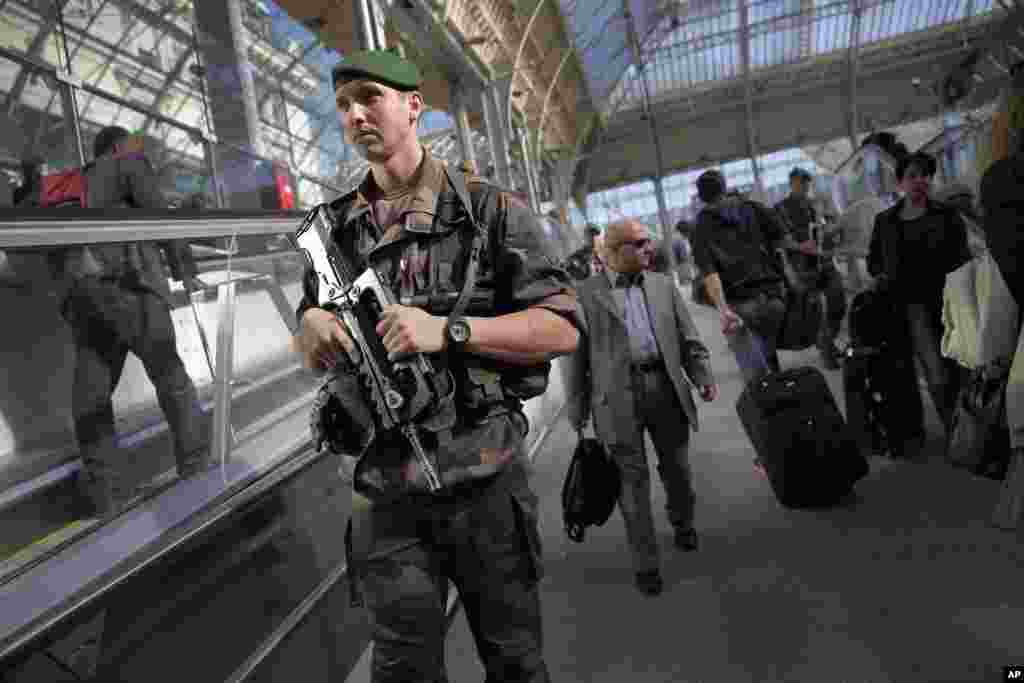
[568,218,718,596]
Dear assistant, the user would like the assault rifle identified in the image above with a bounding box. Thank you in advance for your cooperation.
[294,205,491,493]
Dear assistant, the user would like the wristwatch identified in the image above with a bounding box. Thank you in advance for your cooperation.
[444,316,472,351]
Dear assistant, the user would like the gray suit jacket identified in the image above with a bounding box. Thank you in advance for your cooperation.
[567,271,714,448]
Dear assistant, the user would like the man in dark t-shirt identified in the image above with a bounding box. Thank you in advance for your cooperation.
[691,170,800,382]
[775,167,846,368]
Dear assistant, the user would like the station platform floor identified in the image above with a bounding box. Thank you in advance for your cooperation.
[441,289,1024,683]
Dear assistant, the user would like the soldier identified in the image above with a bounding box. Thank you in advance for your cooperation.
[291,49,581,682]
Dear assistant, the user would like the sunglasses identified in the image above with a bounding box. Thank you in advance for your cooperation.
[617,238,651,250]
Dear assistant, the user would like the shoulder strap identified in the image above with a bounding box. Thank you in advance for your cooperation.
[441,166,488,321]
[325,190,360,240]
[444,166,477,227]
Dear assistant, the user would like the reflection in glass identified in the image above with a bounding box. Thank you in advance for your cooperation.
[191,243,318,444]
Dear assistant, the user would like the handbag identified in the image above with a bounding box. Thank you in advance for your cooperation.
[562,430,621,542]
[948,359,1011,475]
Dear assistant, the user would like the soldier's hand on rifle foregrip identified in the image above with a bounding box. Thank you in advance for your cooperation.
[294,307,356,372]
[376,304,446,360]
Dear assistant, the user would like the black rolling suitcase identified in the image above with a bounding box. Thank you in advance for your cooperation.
[843,347,923,457]
[842,289,924,458]
[737,366,868,508]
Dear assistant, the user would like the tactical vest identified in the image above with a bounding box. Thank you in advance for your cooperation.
[324,166,551,425]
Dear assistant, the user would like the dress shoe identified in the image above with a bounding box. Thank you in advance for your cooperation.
[634,570,663,596]
[674,528,699,551]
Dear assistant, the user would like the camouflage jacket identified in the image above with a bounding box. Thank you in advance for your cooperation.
[296,154,581,502]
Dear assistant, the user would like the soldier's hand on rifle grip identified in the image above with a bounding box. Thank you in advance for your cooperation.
[294,307,357,373]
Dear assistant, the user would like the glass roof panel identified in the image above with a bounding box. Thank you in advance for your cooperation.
[556,0,635,103]
[603,0,1000,119]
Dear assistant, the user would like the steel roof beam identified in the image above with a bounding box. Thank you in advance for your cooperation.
[609,12,1000,128]
[798,0,815,58]
[535,47,576,159]
[588,46,1004,191]
[505,0,548,135]
[391,0,489,88]
[846,0,862,149]
[3,1,61,121]
[139,45,194,135]
[603,47,971,143]
[108,0,193,46]
[739,0,761,191]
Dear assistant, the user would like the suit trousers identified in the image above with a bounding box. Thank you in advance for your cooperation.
[610,365,695,574]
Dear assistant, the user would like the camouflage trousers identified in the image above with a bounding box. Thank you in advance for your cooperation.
[348,463,549,683]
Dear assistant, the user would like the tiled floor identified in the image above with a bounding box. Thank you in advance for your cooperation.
[445,292,1024,683]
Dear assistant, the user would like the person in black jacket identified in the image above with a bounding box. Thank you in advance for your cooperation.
[867,151,972,442]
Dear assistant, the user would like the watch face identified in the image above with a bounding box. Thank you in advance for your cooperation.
[450,319,471,343]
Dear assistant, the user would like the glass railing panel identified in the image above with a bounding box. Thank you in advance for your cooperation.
[0,235,220,569]
[0,54,80,180]
[0,213,309,582]
[202,244,319,447]
[1,443,353,683]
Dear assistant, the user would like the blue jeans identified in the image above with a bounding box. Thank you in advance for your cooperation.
[726,291,787,384]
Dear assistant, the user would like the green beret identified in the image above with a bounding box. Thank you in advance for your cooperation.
[332,49,423,91]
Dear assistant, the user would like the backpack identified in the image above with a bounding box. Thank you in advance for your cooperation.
[35,167,106,281]
[39,168,88,208]
[561,434,621,542]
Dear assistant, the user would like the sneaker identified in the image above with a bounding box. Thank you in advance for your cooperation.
[634,570,663,596]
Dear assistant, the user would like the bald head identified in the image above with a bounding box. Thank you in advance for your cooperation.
[604,218,642,249]
[604,218,653,273]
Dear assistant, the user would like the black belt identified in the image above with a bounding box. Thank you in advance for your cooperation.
[631,359,665,373]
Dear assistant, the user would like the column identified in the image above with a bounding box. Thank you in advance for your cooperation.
[194,0,265,209]
[652,176,671,240]
[550,156,576,225]
[518,123,541,213]
[451,82,477,172]
[846,0,863,151]
[488,78,515,187]
[481,85,511,186]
